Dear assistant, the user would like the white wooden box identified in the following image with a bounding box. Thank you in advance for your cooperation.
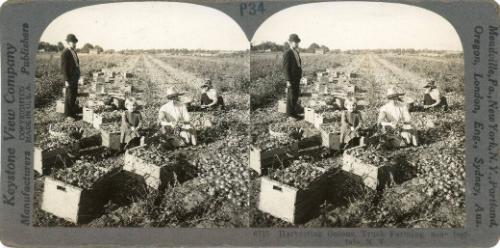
[342,148,393,190]
[258,176,326,224]
[277,100,287,114]
[83,107,94,124]
[34,143,79,175]
[249,143,298,175]
[41,172,117,223]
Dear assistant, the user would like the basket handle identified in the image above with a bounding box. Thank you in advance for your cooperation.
[272,185,282,192]
[56,185,66,192]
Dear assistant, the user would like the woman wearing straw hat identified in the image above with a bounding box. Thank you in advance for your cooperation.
[377,87,418,147]
[121,97,144,150]
[158,88,197,146]
[423,80,448,111]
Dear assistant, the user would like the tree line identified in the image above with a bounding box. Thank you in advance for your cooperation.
[251,41,332,53]
[251,41,462,54]
[38,41,104,53]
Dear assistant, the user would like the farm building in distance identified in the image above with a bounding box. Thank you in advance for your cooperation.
[89,49,101,54]
[315,48,327,54]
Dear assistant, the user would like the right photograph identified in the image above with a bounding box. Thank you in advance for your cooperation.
[249,2,464,227]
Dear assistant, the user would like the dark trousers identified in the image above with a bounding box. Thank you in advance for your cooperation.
[286,85,300,116]
[424,94,448,111]
[65,85,78,117]
[201,93,225,110]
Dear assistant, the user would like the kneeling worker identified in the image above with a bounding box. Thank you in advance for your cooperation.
[159,88,197,146]
[423,80,448,111]
[200,79,224,110]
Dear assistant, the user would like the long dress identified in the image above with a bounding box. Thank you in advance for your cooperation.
[340,110,362,144]
[120,111,143,144]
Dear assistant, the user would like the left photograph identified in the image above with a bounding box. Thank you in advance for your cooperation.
[33,2,250,227]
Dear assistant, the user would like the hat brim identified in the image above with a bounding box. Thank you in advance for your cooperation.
[66,38,78,43]
[289,38,301,42]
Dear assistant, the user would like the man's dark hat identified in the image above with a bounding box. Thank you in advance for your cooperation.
[66,34,78,43]
[288,34,301,43]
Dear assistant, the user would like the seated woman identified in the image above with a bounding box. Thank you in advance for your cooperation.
[158,88,197,146]
[377,87,419,148]
[200,79,225,110]
[423,80,448,111]
[340,97,363,149]
[120,98,144,150]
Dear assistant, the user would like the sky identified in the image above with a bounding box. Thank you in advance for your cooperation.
[40,2,248,51]
[252,2,463,51]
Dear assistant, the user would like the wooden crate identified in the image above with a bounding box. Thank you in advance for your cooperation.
[258,176,327,224]
[277,100,287,114]
[93,111,122,130]
[56,100,66,114]
[320,129,341,150]
[304,107,316,124]
[93,83,106,93]
[41,170,118,223]
[123,147,193,189]
[314,113,340,129]
[342,149,393,190]
[83,107,94,124]
[249,143,298,175]
[101,130,121,151]
[34,143,79,175]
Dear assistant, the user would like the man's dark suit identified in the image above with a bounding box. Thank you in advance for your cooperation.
[61,48,80,117]
[282,48,302,116]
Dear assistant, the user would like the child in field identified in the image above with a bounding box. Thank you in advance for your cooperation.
[340,97,363,149]
[332,97,346,111]
[121,97,144,150]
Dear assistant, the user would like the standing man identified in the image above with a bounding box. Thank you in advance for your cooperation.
[282,34,302,120]
[61,34,80,118]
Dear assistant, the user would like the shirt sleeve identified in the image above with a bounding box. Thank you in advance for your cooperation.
[182,105,191,122]
[402,105,412,122]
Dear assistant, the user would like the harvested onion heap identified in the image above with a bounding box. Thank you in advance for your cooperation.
[36,135,78,150]
[269,161,325,190]
[320,123,341,133]
[319,111,342,122]
[194,149,250,208]
[344,146,392,167]
[312,105,336,113]
[129,146,182,167]
[91,105,115,114]
[52,160,119,189]
[100,122,122,132]
[268,122,304,140]
[97,111,123,120]
[252,133,295,151]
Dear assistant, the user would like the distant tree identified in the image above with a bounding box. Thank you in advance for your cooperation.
[94,45,104,53]
[320,45,330,52]
[57,42,64,51]
[79,43,94,53]
[308,43,321,52]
